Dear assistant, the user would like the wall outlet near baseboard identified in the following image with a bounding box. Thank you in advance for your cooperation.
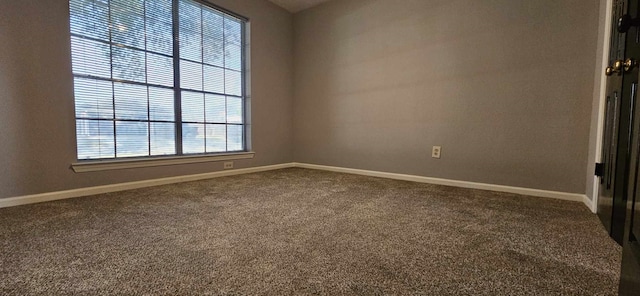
[223,161,234,169]
[432,146,441,159]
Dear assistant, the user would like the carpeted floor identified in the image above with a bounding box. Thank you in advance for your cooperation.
[0,168,621,295]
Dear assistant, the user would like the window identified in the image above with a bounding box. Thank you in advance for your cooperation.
[69,0,247,160]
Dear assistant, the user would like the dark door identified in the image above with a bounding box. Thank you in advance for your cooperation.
[619,61,640,294]
[616,0,640,294]
[621,132,640,292]
[598,0,640,245]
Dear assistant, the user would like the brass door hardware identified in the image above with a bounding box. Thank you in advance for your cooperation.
[624,58,638,72]
[606,59,638,76]
[606,60,625,76]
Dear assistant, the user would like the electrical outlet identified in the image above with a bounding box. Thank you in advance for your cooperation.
[432,146,441,159]
[223,161,234,169]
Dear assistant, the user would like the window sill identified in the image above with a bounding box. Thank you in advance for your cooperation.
[71,152,255,173]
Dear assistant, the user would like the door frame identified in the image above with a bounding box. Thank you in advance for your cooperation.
[592,0,615,214]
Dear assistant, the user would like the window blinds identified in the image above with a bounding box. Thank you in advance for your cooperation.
[70,0,246,160]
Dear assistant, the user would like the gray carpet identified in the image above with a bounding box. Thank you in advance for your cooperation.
[0,168,621,295]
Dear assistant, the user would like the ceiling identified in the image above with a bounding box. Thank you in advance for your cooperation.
[268,0,333,13]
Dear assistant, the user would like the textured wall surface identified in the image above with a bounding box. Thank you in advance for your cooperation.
[293,0,600,194]
[0,0,605,199]
[0,0,293,199]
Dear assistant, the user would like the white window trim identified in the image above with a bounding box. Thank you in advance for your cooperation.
[71,151,255,173]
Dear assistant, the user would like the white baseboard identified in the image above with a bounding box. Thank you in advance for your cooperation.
[294,163,596,213]
[0,162,596,213]
[0,163,295,208]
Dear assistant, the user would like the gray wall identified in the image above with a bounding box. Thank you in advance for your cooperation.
[0,0,605,199]
[0,0,293,199]
[293,0,600,194]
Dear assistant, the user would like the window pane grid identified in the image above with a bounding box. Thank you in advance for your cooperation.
[177,0,245,156]
[71,0,245,160]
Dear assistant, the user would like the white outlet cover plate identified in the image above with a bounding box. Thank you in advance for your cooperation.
[432,146,441,158]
